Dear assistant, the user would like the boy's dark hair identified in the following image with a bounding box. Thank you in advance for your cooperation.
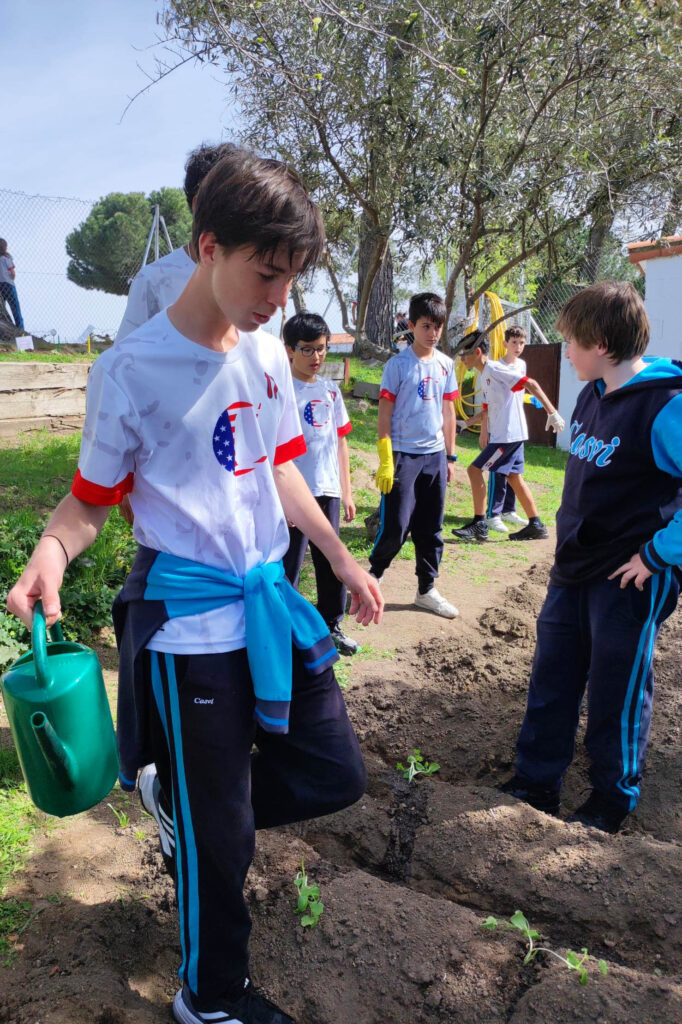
[504,324,527,342]
[192,148,325,274]
[456,329,489,356]
[409,292,446,326]
[184,142,237,209]
[282,312,330,349]
[555,280,649,361]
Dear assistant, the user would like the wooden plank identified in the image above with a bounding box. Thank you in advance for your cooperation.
[0,362,90,391]
[523,343,562,447]
[0,416,84,438]
[1,387,87,420]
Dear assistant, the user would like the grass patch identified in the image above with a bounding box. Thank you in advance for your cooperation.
[0,748,45,962]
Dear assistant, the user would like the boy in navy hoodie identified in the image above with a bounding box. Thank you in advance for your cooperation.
[501,280,682,833]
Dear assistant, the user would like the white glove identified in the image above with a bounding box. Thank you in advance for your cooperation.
[545,411,565,433]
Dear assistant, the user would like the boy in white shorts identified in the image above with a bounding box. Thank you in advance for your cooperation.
[452,330,564,543]
[7,147,382,1024]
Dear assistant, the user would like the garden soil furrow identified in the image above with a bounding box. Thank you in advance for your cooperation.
[1,545,681,1023]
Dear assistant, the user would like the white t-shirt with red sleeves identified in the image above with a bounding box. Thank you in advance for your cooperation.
[379,346,459,454]
[480,358,529,443]
[292,376,351,497]
[73,311,305,653]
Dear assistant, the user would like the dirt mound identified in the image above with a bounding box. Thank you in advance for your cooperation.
[1,553,681,1022]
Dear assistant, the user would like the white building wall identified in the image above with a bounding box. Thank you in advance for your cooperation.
[643,253,682,361]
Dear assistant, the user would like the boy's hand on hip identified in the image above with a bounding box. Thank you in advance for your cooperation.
[6,538,67,629]
[608,553,652,591]
[545,411,565,433]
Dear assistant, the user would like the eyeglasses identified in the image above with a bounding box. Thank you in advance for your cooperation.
[294,345,327,358]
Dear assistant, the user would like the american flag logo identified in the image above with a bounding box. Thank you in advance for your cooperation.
[417,376,436,401]
[213,401,267,476]
[264,372,279,399]
[303,399,330,428]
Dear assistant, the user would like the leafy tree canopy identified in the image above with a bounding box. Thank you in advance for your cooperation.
[66,187,192,295]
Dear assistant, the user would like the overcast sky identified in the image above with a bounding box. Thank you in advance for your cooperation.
[3,0,234,199]
[0,2,352,341]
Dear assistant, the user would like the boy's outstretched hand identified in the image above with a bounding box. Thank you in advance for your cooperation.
[332,554,383,626]
[608,552,652,591]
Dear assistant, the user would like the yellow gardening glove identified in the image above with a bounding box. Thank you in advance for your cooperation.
[375,437,394,494]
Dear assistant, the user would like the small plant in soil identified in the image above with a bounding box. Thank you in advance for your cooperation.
[482,909,608,985]
[396,749,440,783]
[107,804,130,828]
[294,860,324,928]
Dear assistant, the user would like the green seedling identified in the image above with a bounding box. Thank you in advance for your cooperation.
[482,910,608,985]
[293,860,324,928]
[134,829,146,840]
[396,748,440,783]
[107,803,130,828]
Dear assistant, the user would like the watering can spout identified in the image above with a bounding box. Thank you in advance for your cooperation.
[30,711,78,790]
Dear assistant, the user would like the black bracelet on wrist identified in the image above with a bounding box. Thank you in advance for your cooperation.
[447,454,458,463]
[42,533,70,567]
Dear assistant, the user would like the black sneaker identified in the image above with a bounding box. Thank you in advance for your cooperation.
[452,520,489,542]
[329,623,359,656]
[566,791,629,834]
[499,775,561,815]
[173,981,296,1024]
[508,521,548,541]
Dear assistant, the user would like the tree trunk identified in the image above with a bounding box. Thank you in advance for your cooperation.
[290,279,306,314]
[578,207,615,283]
[357,211,394,351]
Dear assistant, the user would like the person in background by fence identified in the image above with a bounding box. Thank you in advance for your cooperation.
[0,238,25,331]
[115,141,236,342]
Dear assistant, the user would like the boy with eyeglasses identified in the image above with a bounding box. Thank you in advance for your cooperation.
[282,312,359,655]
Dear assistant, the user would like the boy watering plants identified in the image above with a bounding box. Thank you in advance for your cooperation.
[282,312,358,656]
[501,281,682,833]
[7,147,383,1024]
[369,291,459,618]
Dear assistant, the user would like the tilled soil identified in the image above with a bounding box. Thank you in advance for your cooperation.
[1,549,681,1023]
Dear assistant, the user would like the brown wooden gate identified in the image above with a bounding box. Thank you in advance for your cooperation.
[522,343,562,446]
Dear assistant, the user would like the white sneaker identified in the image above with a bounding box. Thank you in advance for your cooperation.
[414,588,458,618]
[486,515,508,533]
[138,763,176,864]
[501,511,528,526]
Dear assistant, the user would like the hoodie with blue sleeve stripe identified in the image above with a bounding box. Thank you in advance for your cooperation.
[551,358,682,586]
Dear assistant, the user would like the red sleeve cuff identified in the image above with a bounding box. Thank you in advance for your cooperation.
[274,434,307,465]
[511,376,529,393]
[379,389,396,402]
[482,403,489,410]
[337,421,352,437]
[71,469,134,505]
[443,389,460,401]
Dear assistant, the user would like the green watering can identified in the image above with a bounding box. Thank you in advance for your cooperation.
[1,601,119,817]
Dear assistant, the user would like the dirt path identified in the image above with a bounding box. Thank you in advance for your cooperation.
[1,535,681,1023]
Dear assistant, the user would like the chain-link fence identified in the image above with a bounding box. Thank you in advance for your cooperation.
[0,188,163,345]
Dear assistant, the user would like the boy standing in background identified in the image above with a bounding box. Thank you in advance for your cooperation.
[283,312,358,656]
[453,330,564,543]
[370,292,459,618]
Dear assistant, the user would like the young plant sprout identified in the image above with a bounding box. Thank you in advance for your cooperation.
[396,749,440,783]
[482,909,608,985]
[294,860,324,928]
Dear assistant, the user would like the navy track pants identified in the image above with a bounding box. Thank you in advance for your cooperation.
[487,471,516,518]
[515,569,679,810]
[283,495,346,627]
[369,449,447,590]
[145,647,366,1010]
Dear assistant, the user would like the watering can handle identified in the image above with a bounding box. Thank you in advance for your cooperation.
[31,601,64,690]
